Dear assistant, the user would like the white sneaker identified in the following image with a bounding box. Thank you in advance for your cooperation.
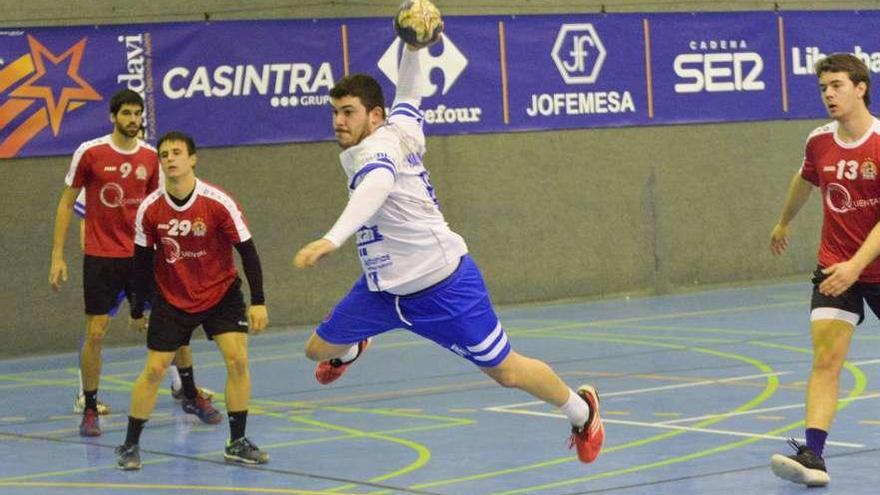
[73,393,110,415]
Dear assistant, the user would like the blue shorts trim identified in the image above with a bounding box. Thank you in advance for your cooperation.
[316,255,511,367]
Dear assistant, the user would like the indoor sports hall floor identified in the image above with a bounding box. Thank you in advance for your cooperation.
[1,281,878,494]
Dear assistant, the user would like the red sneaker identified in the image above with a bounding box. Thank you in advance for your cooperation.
[568,384,604,463]
[315,339,370,385]
[181,395,223,424]
[79,408,102,437]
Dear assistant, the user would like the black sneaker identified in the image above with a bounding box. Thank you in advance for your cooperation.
[224,437,269,464]
[115,443,141,471]
[770,439,830,487]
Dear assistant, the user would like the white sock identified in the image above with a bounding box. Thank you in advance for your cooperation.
[559,389,590,427]
[77,369,84,396]
[168,365,182,390]
[338,344,360,363]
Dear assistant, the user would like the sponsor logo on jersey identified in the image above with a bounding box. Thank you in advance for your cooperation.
[0,35,102,158]
[355,225,384,247]
[135,164,147,180]
[862,159,877,180]
[825,182,880,213]
[527,24,636,117]
[378,35,482,125]
[160,236,207,264]
[673,38,765,94]
[192,217,207,236]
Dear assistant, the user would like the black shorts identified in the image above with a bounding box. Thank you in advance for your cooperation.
[146,278,249,352]
[810,266,880,326]
[83,255,134,315]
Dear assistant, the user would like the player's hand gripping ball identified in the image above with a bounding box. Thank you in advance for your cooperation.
[394,0,444,49]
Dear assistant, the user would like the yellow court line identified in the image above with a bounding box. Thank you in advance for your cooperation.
[0,481,361,495]
[483,343,867,495]
[508,301,805,336]
[405,337,781,492]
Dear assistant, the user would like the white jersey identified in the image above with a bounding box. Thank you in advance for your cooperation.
[338,100,468,292]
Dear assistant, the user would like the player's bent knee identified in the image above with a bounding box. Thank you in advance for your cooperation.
[224,352,249,376]
[142,363,166,383]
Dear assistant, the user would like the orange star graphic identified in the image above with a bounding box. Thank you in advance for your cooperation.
[9,35,102,136]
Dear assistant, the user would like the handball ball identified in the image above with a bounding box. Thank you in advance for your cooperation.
[394,0,444,49]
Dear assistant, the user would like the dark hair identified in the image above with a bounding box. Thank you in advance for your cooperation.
[157,131,196,155]
[329,74,386,118]
[109,89,144,115]
[815,53,872,107]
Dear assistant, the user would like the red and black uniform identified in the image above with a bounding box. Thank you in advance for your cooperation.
[801,118,880,324]
[65,135,159,314]
[131,179,264,352]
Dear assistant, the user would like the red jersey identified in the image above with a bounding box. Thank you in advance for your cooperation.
[800,118,880,282]
[134,179,251,313]
[65,135,159,258]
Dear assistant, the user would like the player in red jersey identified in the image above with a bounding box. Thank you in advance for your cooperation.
[769,53,880,487]
[115,131,269,470]
[50,90,163,436]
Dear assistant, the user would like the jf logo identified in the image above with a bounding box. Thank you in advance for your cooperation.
[551,24,606,84]
[0,35,102,158]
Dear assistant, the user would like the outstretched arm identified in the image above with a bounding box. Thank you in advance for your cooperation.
[293,168,395,269]
[769,172,813,256]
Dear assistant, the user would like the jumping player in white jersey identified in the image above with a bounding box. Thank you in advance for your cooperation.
[72,191,218,421]
[769,53,880,487]
[293,3,604,464]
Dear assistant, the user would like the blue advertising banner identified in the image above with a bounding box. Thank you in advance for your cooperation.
[0,26,142,158]
[1,10,878,159]
[153,19,345,148]
[782,11,880,119]
[346,16,503,136]
[649,12,783,123]
[504,14,648,130]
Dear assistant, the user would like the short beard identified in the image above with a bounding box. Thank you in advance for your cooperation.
[116,122,140,138]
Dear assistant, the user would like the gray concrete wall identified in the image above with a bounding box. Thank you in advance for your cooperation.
[2,0,863,356]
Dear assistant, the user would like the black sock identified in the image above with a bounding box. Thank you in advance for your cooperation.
[83,389,98,412]
[177,366,198,400]
[125,416,147,446]
[228,410,248,441]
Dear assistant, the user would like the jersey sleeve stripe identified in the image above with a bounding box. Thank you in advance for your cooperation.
[349,162,396,190]
[73,201,86,218]
[391,102,423,117]
[201,182,252,243]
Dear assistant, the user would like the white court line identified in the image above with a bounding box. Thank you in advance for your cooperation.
[483,407,865,448]
[656,392,880,425]
[489,371,792,410]
[852,358,880,366]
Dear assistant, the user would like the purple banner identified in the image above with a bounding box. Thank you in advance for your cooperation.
[649,12,783,123]
[504,15,649,130]
[153,19,344,147]
[783,11,880,119]
[1,10,878,159]
[346,16,503,135]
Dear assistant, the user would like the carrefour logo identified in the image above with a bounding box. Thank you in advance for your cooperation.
[377,35,481,125]
[551,24,606,85]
